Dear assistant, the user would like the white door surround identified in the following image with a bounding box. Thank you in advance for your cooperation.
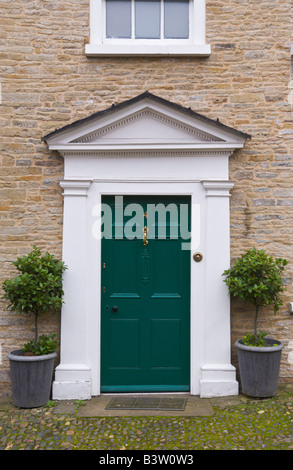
[43,92,249,399]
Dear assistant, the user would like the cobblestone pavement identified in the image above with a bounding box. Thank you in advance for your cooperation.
[0,385,292,451]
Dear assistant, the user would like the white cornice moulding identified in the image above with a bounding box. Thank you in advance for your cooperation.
[52,144,241,154]
[60,179,93,197]
[202,181,235,197]
[59,150,234,159]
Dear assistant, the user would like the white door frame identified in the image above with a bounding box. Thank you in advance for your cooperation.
[52,177,238,399]
[42,93,248,399]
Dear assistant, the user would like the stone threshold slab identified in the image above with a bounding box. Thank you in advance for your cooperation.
[52,394,214,417]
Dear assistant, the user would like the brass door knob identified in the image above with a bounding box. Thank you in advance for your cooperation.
[193,252,203,262]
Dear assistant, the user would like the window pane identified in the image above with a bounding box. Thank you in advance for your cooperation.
[135,0,161,39]
[106,0,131,38]
[164,0,189,39]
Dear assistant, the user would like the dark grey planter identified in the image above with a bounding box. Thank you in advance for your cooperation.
[235,339,283,398]
[7,350,57,408]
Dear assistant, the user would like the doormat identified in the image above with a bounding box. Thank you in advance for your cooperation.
[106,397,187,411]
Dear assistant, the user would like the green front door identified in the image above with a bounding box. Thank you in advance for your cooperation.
[101,196,191,392]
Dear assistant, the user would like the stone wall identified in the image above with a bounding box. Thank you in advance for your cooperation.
[0,0,292,395]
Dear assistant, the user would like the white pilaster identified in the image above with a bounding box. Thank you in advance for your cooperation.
[199,181,238,397]
[53,179,93,400]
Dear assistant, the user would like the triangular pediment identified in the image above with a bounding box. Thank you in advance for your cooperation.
[71,108,225,145]
[43,92,250,152]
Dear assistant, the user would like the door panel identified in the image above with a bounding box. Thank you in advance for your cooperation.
[151,239,182,297]
[101,195,191,392]
[109,240,140,298]
[150,319,181,367]
[110,319,141,368]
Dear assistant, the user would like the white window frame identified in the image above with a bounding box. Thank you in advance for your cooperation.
[105,0,190,41]
[85,0,211,56]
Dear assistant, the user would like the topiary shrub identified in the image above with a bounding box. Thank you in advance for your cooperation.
[222,247,288,346]
[2,246,67,353]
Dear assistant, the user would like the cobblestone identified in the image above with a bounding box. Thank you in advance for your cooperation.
[0,385,292,451]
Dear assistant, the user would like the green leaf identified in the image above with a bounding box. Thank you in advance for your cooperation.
[222,248,288,336]
[23,334,58,355]
[2,247,67,343]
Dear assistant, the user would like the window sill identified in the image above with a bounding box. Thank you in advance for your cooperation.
[85,43,211,57]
